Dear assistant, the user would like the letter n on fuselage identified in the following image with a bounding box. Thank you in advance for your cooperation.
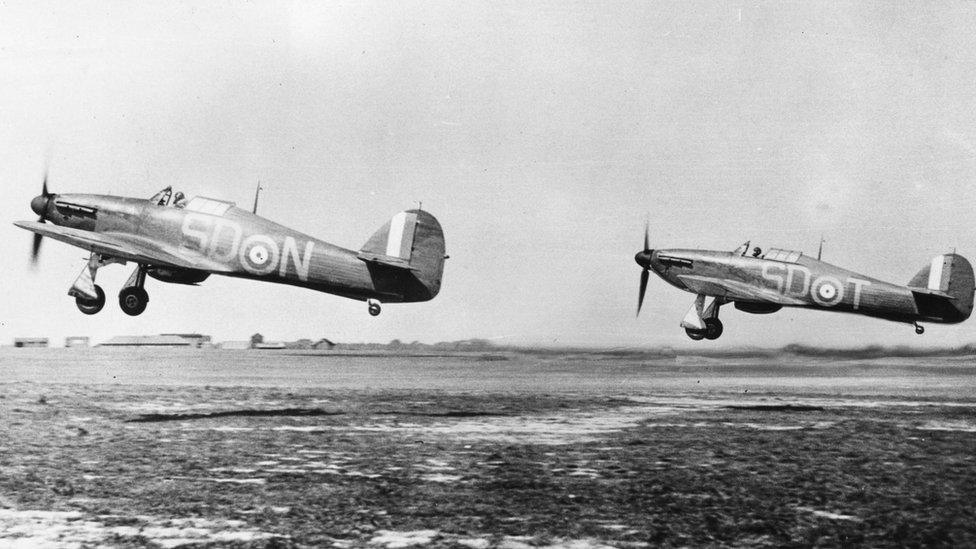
[280,236,314,281]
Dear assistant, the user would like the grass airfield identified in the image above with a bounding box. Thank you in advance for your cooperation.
[1,348,975,548]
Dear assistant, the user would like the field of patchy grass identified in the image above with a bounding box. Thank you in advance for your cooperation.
[1,350,976,547]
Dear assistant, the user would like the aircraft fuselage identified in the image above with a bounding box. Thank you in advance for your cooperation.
[636,248,968,324]
[23,191,445,318]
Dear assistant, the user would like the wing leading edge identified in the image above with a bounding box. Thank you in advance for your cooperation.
[13,220,232,273]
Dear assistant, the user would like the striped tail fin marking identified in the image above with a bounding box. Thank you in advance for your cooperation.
[385,211,418,260]
[928,255,949,291]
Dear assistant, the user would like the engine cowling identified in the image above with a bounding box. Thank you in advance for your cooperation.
[734,301,782,315]
[146,267,210,285]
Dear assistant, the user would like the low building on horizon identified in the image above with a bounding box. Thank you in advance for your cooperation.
[99,334,212,348]
[13,337,49,348]
[65,336,90,348]
[253,341,287,350]
[160,333,212,347]
[215,337,338,350]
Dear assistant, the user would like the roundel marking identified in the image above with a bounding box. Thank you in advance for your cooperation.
[811,276,844,307]
[239,234,280,275]
[249,245,270,265]
[818,283,836,300]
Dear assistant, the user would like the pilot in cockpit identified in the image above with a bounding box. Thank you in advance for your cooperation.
[173,191,188,208]
[752,247,763,258]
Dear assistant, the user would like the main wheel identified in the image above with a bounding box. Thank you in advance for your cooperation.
[704,318,724,340]
[685,328,705,341]
[76,285,106,315]
[368,301,382,316]
[119,287,149,316]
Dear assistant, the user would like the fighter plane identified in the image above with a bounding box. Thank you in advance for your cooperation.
[15,179,446,317]
[634,227,974,340]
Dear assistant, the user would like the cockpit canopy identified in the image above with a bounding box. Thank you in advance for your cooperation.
[184,197,234,216]
[762,248,803,263]
[735,241,803,262]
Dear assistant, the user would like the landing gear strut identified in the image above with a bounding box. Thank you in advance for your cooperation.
[119,265,149,316]
[368,299,382,317]
[914,322,925,335]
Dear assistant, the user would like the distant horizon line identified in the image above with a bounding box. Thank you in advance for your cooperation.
[6,334,976,358]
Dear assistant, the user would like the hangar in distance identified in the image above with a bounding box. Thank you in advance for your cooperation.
[634,227,974,340]
[15,178,446,317]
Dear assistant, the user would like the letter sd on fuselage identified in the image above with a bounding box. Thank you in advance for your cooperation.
[760,262,871,309]
[180,213,314,281]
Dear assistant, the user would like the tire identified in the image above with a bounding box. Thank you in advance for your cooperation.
[704,318,724,340]
[368,302,382,317]
[76,285,106,315]
[119,287,149,316]
[685,328,706,341]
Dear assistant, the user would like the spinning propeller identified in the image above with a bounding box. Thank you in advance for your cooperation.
[635,221,652,317]
[29,172,53,265]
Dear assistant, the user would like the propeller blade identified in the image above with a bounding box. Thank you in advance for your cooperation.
[31,170,51,266]
[637,267,649,317]
[31,232,43,265]
[643,220,649,252]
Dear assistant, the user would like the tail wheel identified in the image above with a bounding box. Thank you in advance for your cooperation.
[685,328,705,341]
[368,300,382,317]
[119,287,149,316]
[76,285,106,315]
[704,318,724,340]
[915,323,925,335]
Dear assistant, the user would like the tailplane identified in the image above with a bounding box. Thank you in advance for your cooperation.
[359,210,445,302]
[907,254,975,323]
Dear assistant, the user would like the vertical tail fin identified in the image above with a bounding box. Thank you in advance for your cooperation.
[359,210,446,302]
[908,254,975,323]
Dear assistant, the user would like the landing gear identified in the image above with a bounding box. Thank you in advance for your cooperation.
[66,254,151,316]
[118,265,149,316]
[68,253,120,315]
[915,322,925,335]
[704,318,724,340]
[75,285,105,315]
[119,287,149,316]
[368,299,382,317]
[681,295,726,341]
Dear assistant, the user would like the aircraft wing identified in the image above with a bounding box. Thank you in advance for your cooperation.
[677,274,807,306]
[14,221,232,273]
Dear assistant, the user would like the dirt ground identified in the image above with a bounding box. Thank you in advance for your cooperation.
[1,348,975,547]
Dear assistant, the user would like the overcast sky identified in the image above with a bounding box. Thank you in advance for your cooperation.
[2,1,976,348]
